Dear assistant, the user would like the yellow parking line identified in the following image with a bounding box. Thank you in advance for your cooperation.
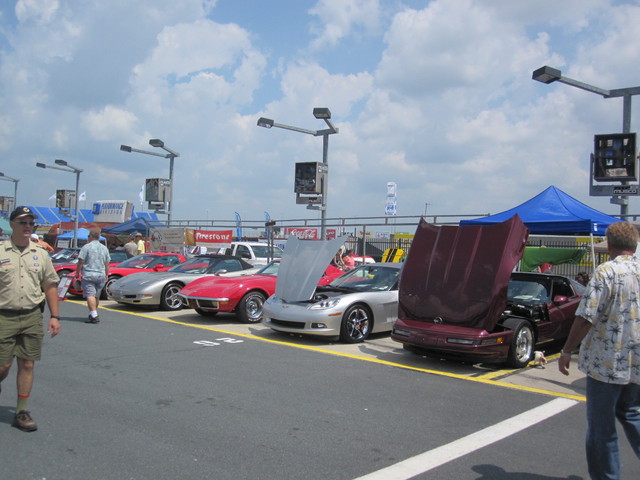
[91,302,586,403]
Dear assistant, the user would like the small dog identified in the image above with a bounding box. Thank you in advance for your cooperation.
[532,351,547,367]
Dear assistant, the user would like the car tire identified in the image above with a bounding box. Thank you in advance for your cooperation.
[237,291,266,323]
[504,318,535,368]
[195,308,218,317]
[102,275,120,300]
[340,304,372,343]
[160,282,184,311]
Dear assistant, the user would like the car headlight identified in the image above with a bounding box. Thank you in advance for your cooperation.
[265,295,279,305]
[310,297,341,309]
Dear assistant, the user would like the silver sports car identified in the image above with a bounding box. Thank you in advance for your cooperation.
[109,254,259,311]
[262,236,401,343]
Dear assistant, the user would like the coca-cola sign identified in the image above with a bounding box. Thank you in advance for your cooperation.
[283,227,318,240]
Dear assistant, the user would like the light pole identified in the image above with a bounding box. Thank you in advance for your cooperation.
[532,65,640,216]
[257,107,338,239]
[0,172,19,213]
[120,139,179,225]
[36,159,83,248]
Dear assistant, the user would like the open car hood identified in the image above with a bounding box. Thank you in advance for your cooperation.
[275,235,347,303]
[398,215,528,331]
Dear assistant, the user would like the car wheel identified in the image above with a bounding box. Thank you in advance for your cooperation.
[195,308,218,317]
[160,283,184,311]
[237,291,266,323]
[504,319,535,368]
[340,304,372,343]
[102,275,121,300]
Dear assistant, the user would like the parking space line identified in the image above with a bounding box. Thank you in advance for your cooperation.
[91,302,586,402]
[352,397,579,480]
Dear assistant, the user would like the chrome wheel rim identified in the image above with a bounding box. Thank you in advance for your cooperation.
[345,307,370,341]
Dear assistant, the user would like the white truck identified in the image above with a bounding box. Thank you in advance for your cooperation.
[221,241,284,266]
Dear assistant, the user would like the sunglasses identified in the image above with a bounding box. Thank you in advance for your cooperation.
[14,220,36,226]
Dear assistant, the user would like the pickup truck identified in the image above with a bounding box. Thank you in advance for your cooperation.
[220,242,284,266]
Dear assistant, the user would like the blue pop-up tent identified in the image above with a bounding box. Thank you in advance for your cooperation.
[57,228,106,241]
[460,186,620,235]
[101,217,165,236]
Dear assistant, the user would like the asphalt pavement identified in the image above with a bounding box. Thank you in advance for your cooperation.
[0,300,638,480]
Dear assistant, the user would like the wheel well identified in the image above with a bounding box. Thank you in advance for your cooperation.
[234,289,269,310]
[345,303,374,325]
[501,316,538,341]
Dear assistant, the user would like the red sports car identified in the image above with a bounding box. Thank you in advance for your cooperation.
[56,250,129,299]
[102,252,187,299]
[178,261,344,323]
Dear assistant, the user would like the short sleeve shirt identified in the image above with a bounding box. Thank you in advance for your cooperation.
[78,240,111,275]
[0,240,60,310]
[576,255,640,384]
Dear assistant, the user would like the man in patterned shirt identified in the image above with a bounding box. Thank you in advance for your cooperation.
[74,229,110,324]
[559,221,640,480]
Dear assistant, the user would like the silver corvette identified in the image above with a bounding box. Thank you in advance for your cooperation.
[262,236,401,343]
[109,254,259,311]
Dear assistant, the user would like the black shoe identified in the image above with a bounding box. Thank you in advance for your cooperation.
[12,410,37,432]
[85,315,100,324]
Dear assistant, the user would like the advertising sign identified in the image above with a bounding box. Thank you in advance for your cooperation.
[92,200,133,223]
[283,227,318,240]
[149,228,185,253]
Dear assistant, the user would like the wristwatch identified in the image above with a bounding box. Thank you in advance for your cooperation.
[50,315,61,320]
[560,349,572,358]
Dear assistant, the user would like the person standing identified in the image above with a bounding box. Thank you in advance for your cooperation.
[74,228,110,324]
[342,249,356,270]
[0,206,61,432]
[559,221,640,479]
[135,232,146,255]
[30,234,54,253]
[123,234,137,258]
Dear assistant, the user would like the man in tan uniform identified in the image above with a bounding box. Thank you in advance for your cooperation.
[0,206,61,432]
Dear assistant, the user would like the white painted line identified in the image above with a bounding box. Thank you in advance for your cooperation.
[353,397,578,480]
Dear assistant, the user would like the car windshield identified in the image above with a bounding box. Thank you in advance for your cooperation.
[508,279,550,303]
[328,265,400,292]
[251,245,283,259]
[115,254,166,269]
[168,256,224,274]
[50,248,79,262]
[109,251,128,264]
[256,261,280,276]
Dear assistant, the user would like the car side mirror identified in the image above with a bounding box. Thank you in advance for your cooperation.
[215,269,228,275]
[153,264,166,271]
[553,295,568,305]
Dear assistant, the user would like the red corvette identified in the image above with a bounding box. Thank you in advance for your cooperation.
[102,252,187,299]
[178,261,344,323]
[56,250,128,299]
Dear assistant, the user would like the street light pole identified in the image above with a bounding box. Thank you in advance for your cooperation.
[35,160,83,248]
[120,139,179,225]
[532,65,640,216]
[0,172,20,212]
[257,107,338,239]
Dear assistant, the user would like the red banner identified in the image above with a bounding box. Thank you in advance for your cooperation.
[194,230,233,243]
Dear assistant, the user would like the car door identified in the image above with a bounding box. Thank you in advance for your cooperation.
[538,277,581,342]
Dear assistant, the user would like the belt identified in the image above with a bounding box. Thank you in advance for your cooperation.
[0,305,41,315]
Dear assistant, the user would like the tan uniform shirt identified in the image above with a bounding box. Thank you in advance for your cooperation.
[0,240,60,310]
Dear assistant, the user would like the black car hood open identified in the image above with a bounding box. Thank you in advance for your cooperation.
[398,215,529,331]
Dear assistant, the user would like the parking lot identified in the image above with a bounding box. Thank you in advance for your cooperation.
[1,299,638,480]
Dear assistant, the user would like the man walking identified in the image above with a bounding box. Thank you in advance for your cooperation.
[124,234,137,258]
[74,229,110,324]
[559,221,640,479]
[0,206,61,432]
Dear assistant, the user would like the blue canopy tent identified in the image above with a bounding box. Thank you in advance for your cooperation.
[460,186,620,235]
[58,228,106,241]
[101,217,165,236]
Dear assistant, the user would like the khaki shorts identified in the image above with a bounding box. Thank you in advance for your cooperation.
[0,309,44,364]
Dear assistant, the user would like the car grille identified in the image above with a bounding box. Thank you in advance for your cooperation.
[194,299,219,309]
[269,318,305,328]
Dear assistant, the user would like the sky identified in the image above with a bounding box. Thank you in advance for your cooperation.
[1,0,640,227]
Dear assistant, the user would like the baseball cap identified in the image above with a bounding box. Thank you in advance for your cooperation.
[10,206,38,221]
[30,234,39,240]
